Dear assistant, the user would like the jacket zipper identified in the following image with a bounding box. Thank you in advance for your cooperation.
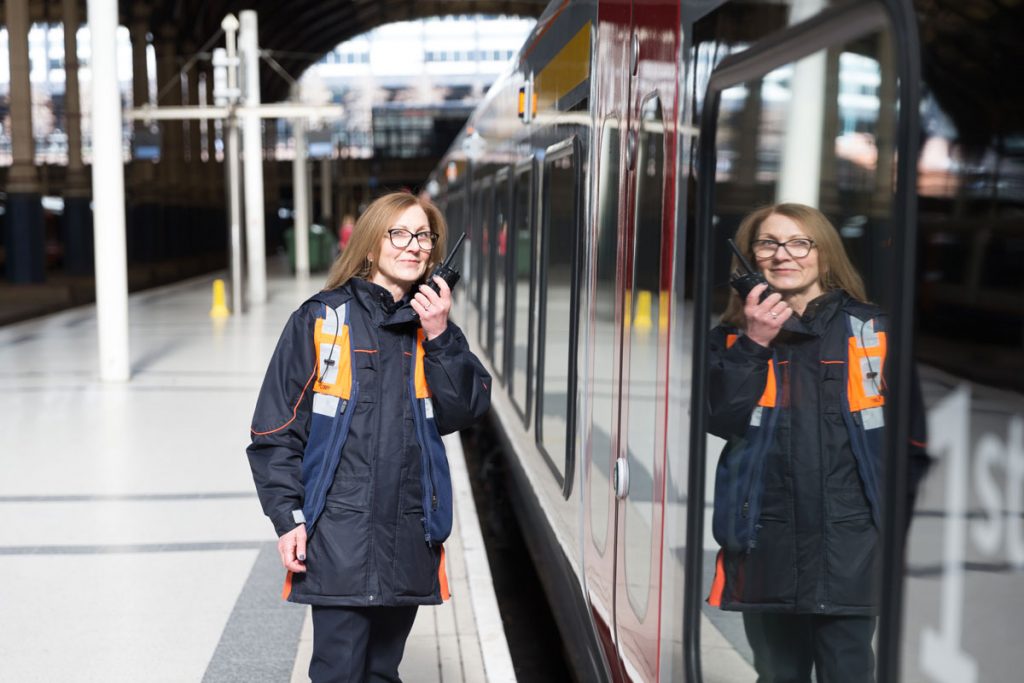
[411,338,439,537]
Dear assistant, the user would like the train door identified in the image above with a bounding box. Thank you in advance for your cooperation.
[681,2,922,682]
[612,0,680,680]
[584,1,631,677]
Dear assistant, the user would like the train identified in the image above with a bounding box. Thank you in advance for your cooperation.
[425,0,1024,681]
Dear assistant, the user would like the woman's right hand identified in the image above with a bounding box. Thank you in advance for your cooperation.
[278,523,307,572]
[744,284,793,347]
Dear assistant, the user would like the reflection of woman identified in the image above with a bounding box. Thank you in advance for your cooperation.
[248,193,491,681]
[706,204,929,683]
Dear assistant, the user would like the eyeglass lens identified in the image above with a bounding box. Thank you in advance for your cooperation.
[753,239,812,258]
[388,229,436,250]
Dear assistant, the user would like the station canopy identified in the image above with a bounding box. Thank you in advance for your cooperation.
[115,0,549,102]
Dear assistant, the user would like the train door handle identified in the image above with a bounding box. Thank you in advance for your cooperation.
[630,33,640,77]
[626,129,638,171]
[614,458,630,499]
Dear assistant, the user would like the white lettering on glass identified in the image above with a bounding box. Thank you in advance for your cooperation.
[921,385,978,683]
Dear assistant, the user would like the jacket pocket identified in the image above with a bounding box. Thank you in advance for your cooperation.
[826,488,879,608]
[325,464,371,511]
[394,512,439,597]
[736,491,797,605]
[306,504,370,597]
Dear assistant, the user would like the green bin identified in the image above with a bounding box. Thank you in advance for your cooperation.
[284,223,335,272]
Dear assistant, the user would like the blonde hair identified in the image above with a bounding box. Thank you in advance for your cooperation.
[323,192,448,291]
[721,203,867,327]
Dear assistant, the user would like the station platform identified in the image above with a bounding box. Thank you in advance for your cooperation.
[0,270,515,683]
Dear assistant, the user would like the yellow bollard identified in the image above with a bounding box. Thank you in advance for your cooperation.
[634,290,653,333]
[210,279,230,319]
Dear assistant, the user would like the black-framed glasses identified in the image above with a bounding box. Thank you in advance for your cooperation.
[751,238,816,259]
[386,228,438,251]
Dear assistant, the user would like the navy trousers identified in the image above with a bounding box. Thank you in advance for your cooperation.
[742,612,876,683]
[310,605,419,683]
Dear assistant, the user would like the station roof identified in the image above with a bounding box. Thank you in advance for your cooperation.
[174,1,549,101]
[19,0,547,102]
[15,0,1020,142]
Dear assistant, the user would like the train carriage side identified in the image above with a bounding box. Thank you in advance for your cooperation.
[434,0,618,680]
[431,0,1024,681]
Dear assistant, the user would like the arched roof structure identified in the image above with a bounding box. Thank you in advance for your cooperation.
[16,0,548,102]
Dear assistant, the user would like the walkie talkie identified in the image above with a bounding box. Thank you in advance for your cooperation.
[728,238,774,302]
[426,232,466,294]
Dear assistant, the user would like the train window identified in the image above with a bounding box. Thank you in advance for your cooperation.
[509,160,535,424]
[490,168,511,382]
[688,5,908,681]
[590,116,622,555]
[901,5,1024,680]
[474,175,494,348]
[445,190,464,303]
[537,138,582,491]
[624,94,666,620]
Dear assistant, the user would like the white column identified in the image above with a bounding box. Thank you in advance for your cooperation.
[239,10,267,303]
[292,117,310,278]
[88,0,131,382]
[221,15,245,316]
[776,0,826,206]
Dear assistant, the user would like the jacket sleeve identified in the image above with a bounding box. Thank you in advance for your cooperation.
[247,303,319,537]
[422,322,492,435]
[706,326,773,439]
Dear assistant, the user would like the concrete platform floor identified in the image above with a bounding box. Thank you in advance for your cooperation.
[0,271,513,682]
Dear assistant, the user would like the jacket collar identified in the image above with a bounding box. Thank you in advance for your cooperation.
[349,277,419,328]
[780,289,850,338]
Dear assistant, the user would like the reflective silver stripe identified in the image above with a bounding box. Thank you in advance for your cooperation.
[850,315,878,348]
[423,397,434,419]
[312,393,339,417]
[750,405,763,427]
[292,509,306,524]
[861,406,884,430]
[321,303,347,335]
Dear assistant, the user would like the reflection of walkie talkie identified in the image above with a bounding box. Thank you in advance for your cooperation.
[728,238,774,302]
[426,232,466,294]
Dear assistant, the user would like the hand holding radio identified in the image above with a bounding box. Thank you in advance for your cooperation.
[728,238,792,346]
[412,232,466,339]
[728,238,773,302]
[425,231,466,295]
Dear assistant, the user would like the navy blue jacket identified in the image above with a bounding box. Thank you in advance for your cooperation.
[248,279,491,606]
[706,291,929,615]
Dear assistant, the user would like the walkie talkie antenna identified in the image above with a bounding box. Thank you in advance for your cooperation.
[442,232,466,269]
[727,238,757,275]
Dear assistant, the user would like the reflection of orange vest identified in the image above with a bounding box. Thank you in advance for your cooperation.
[709,312,888,608]
[723,314,885,422]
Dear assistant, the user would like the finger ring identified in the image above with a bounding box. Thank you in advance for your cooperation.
[770,311,778,319]
[424,302,431,310]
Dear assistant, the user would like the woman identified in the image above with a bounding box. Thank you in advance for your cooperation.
[705,204,929,683]
[248,192,491,682]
